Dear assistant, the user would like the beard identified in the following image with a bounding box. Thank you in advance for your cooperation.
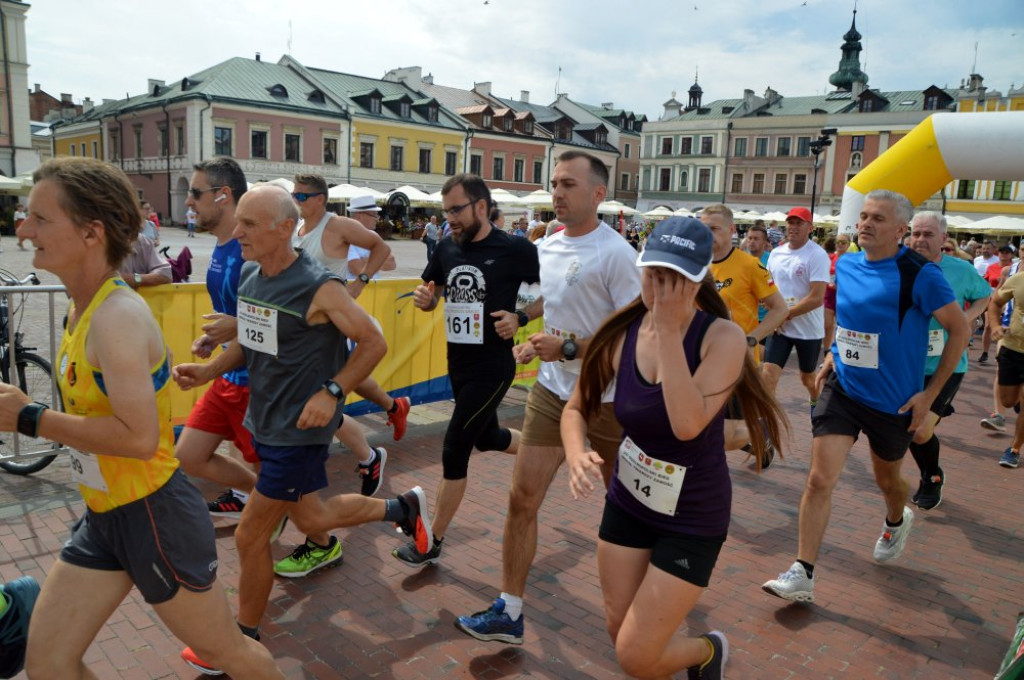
[452,215,482,245]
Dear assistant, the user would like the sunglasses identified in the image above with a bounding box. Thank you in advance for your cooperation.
[292,192,325,202]
[941,247,955,253]
[189,186,223,200]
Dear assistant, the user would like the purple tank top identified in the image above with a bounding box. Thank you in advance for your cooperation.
[607,310,731,536]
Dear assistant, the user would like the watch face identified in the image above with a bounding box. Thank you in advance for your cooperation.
[747,336,757,347]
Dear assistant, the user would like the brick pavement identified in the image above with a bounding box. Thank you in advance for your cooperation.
[0,356,1021,679]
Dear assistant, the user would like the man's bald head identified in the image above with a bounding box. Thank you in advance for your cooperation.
[233,184,300,263]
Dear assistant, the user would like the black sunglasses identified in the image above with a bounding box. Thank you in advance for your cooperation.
[292,192,325,203]
[189,186,223,200]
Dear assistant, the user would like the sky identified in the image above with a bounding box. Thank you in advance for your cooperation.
[22,0,1024,120]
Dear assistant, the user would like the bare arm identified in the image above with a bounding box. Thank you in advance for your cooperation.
[333,217,391,298]
[751,290,788,341]
[787,281,828,319]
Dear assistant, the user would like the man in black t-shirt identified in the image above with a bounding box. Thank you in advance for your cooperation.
[398,174,540,568]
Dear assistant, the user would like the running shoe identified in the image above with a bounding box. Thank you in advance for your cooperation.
[387,396,411,441]
[980,412,1007,432]
[978,351,989,364]
[687,630,728,680]
[0,576,40,679]
[392,540,441,568]
[454,598,524,645]
[357,447,387,497]
[914,469,944,511]
[181,646,223,676]
[207,489,246,518]
[273,536,343,578]
[999,447,1020,468]
[873,506,915,562]
[395,486,432,555]
[762,562,815,602]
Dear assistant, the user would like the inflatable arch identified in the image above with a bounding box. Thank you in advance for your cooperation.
[838,111,1024,232]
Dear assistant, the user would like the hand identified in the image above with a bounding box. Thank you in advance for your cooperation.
[991,325,1006,341]
[0,382,30,431]
[528,332,564,362]
[172,363,212,391]
[512,341,538,364]
[650,270,695,332]
[567,450,605,500]
[898,390,932,433]
[297,390,339,430]
[347,279,367,300]
[413,281,437,311]
[191,334,215,359]
[814,357,833,396]
[491,310,519,340]
[200,313,238,345]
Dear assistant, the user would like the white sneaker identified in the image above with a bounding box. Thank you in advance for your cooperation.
[762,561,815,602]
[873,506,914,563]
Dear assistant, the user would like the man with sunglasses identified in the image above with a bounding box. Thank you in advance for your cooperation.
[399,173,540,569]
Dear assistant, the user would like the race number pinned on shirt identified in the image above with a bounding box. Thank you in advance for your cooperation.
[238,302,279,356]
[836,326,879,369]
[616,436,686,515]
[444,302,484,344]
[69,450,108,491]
[927,329,945,357]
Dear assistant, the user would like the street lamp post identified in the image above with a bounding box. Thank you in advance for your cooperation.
[809,128,836,216]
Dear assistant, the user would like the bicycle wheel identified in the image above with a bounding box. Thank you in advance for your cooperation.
[0,353,61,475]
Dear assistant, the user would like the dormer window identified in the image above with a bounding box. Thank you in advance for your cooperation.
[596,131,607,145]
[524,120,534,134]
[400,101,411,118]
[482,113,493,128]
[308,89,326,104]
[370,96,382,114]
[268,84,288,98]
[860,98,874,112]
[428,104,438,122]
[503,117,514,132]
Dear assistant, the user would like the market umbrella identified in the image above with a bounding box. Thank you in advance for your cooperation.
[644,206,675,220]
[599,200,639,216]
[968,215,1024,236]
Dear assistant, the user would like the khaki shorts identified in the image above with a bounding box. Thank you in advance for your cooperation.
[521,382,622,460]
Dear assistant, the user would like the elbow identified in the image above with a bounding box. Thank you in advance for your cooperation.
[128,431,160,460]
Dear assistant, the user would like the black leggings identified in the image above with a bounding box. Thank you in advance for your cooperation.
[442,356,516,480]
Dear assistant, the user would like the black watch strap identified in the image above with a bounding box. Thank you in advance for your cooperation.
[516,310,529,328]
[357,273,370,284]
[322,380,344,400]
[17,402,49,438]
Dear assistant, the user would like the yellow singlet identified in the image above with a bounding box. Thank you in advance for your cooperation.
[57,277,178,512]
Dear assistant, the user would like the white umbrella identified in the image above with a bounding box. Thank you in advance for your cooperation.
[968,216,1024,235]
[386,185,437,208]
[945,215,974,229]
[327,184,385,202]
[0,175,23,194]
[519,190,553,209]
[761,211,789,223]
[672,207,696,218]
[644,206,675,220]
[599,200,639,216]
[263,177,295,192]
[490,188,524,205]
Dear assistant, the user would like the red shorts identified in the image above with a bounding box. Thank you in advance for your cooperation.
[184,377,257,463]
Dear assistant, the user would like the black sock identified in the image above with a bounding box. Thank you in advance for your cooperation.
[797,559,814,578]
[238,622,260,641]
[384,497,408,523]
[388,400,399,414]
[307,536,333,550]
[885,516,903,528]
[908,435,941,479]
[433,535,444,548]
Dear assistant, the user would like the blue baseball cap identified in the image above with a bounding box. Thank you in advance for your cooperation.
[637,217,713,282]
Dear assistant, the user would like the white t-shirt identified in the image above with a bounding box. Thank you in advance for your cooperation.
[974,254,999,277]
[537,222,641,401]
[767,239,831,340]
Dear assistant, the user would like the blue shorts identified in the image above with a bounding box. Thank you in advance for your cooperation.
[254,441,330,501]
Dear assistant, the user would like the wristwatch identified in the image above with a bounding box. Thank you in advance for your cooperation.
[322,380,344,400]
[516,310,529,328]
[746,335,758,348]
[17,402,49,438]
[562,338,579,361]
[134,273,143,287]
[357,273,370,284]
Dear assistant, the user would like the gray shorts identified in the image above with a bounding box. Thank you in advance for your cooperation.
[60,469,219,604]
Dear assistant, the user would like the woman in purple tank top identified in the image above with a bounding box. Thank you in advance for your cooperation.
[561,218,787,680]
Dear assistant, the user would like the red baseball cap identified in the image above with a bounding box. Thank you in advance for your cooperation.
[786,207,812,223]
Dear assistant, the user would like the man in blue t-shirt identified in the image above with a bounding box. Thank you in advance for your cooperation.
[762,190,969,604]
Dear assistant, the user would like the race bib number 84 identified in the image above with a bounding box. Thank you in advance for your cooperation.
[836,326,879,369]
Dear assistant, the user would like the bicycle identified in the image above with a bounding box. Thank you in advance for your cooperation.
[0,268,61,475]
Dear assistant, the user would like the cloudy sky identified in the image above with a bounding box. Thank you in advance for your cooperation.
[23,0,1023,119]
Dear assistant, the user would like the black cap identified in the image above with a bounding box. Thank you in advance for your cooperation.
[636,217,713,282]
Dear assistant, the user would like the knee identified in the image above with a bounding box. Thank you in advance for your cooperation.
[616,638,657,678]
[508,481,544,518]
[234,517,271,556]
[25,643,68,680]
[804,470,836,497]
[874,468,903,494]
[441,449,470,481]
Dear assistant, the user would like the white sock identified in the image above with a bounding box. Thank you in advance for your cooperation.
[359,447,375,465]
[500,593,523,621]
[231,489,250,503]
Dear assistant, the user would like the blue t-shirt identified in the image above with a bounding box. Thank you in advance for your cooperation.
[757,250,771,322]
[206,239,248,387]
[926,255,990,376]
[832,247,955,414]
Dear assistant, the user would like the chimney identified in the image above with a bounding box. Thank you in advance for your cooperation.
[256,52,261,62]
[148,79,166,94]
[968,73,985,92]
[520,90,530,103]
[82,97,94,112]
[383,66,422,86]
[60,93,73,105]
[33,83,40,93]
[851,80,866,99]
[474,81,492,96]
[601,102,614,109]
[743,88,756,109]
[423,72,434,85]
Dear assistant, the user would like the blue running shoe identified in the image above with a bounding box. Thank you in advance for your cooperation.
[454,598,523,645]
[0,576,41,679]
[687,630,728,679]
[1000,447,1020,468]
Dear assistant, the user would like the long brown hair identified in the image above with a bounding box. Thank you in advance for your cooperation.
[578,274,788,471]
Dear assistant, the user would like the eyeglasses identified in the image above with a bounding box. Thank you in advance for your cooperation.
[189,186,223,200]
[444,198,480,218]
[292,192,325,202]
[940,247,955,253]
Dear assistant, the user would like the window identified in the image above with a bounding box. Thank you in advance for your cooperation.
[776,137,791,157]
[850,152,863,169]
[370,96,382,114]
[924,94,941,111]
[493,156,505,181]
[851,135,865,151]
[470,154,482,175]
[624,143,631,159]
[731,173,743,194]
[596,131,607,145]
[797,136,811,157]
[956,179,975,200]
[400,101,411,118]
[158,127,168,157]
[427,104,439,122]
[134,126,144,158]
[659,168,671,191]
[81,143,86,157]
[774,173,788,195]
[661,137,673,155]
[679,170,688,190]
[754,137,768,157]
[175,124,185,155]
[418,148,431,173]
[324,137,338,165]
[252,131,268,159]
[92,140,98,158]
[110,128,120,161]
[214,126,232,156]
[524,120,534,134]
[700,136,713,155]
[994,180,1012,201]
[697,168,711,193]
[445,150,458,175]
[482,113,493,128]
[285,133,301,162]
[533,160,543,183]
[734,138,747,157]
[752,173,765,194]
[360,142,374,168]
[860,97,874,112]
[680,137,693,155]
[503,117,514,132]
[70,144,76,156]
[793,174,807,194]
[620,172,630,190]
[390,145,404,171]
[514,158,525,183]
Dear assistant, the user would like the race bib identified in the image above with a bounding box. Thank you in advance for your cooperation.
[927,329,944,358]
[69,450,108,491]
[238,302,279,356]
[784,296,798,308]
[444,301,484,344]
[836,326,879,369]
[616,436,686,515]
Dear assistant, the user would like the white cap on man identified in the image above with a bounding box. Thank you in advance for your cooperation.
[348,195,381,213]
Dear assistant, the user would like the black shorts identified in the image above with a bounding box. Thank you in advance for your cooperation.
[764,333,822,373]
[997,345,1024,387]
[60,470,218,604]
[924,371,964,418]
[812,373,913,462]
[598,499,725,588]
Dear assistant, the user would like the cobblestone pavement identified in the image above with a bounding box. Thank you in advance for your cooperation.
[0,226,1021,678]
